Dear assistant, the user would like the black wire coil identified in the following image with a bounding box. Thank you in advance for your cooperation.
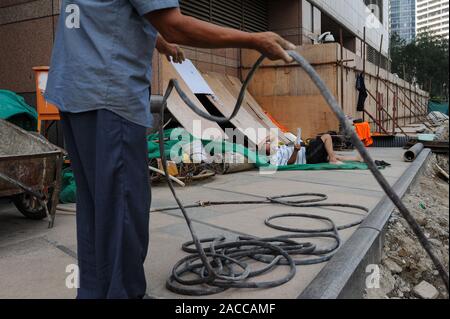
[158,194,368,296]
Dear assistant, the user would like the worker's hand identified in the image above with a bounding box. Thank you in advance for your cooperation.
[294,143,302,151]
[156,35,185,63]
[163,44,185,64]
[252,32,296,63]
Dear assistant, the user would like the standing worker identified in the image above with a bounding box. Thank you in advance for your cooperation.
[45,0,295,299]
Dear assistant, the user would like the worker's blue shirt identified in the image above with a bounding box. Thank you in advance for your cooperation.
[45,0,179,128]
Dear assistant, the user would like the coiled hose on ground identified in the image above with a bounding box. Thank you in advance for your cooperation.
[156,51,449,296]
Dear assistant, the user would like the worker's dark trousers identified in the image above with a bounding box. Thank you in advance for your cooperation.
[60,109,150,299]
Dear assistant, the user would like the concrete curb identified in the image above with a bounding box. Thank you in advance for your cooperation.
[298,148,432,299]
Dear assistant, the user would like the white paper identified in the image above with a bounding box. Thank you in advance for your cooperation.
[171,59,214,95]
[38,72,48,91]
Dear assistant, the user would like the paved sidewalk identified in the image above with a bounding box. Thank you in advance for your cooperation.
[0,148,410,299]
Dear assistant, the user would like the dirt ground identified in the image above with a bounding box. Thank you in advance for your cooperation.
[366,121,449,299]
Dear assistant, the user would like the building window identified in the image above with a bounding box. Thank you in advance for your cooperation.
[364,0,384,24]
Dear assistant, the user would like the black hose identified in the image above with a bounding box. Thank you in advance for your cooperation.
[288,51,449,291]
[157,194,366,296]
[157,51,449,296]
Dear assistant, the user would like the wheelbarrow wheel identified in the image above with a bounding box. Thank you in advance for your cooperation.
[12,192,52,220]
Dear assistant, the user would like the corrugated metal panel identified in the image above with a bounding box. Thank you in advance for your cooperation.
[243,0,268,32]
[367,45,377,64]
[212,0,242,29]
[367,45,388,70]
[180,0,268,32]
[179,0,211,22]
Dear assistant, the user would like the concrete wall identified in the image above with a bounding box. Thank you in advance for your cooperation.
[310,0,390,55]
[267,0,321,45]
[0,0,58,106]
[268,0,303,45]
[267,0,389,58]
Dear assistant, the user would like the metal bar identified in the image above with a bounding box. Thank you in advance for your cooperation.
[240,59,354,70]
[363,109,390,135]
[0,171,45,200]
[375,34,383,94]
[48,153,63,228]
[382,79,433,129]
[367,90,408,136]
[375,35,383,132]
[393,91,398,135]
[0,151,62,163]
[340,28,344,110]
[410,84,413,124]
[398,85,428,120]
[362,27,366,122]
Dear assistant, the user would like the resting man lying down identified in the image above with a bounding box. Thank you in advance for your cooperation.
[266,134,363,166]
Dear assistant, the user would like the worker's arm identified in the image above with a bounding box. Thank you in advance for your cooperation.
[287,144,301,165]
[156,35,185,63]
[146,8,295,63]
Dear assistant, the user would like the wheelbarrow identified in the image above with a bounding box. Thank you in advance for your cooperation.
[0,119,63,228]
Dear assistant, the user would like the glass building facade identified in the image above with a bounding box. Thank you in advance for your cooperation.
[390,0,416,42]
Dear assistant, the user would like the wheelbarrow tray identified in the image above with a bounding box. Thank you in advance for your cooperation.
[0,119,63,226]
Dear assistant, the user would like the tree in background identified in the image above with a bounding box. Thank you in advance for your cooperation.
[390,32,449,101]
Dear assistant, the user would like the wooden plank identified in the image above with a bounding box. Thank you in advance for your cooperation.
[255,96,340,139]
[202,72,269,146]
[242,65,337,97]
[160,59,225,140]
[205,72,265,124]
[205,72,289,144]
[225,75,291,144]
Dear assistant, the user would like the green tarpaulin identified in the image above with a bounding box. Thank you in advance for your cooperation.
[147,128,269,167]
[147,129,369,171]
[263,162,369,171]
[0,90,38,131]
[59,168,77,204]
[60,128,370,203]
[428,101,449,115]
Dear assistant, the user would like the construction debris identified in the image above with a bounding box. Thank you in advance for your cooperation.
[413,281,440,299]
[365,120,449,300]
[383,259,403,274]
[436,164,449,183]
[428,112,449,126]
[366,154,449,299]
[435,120,450,140]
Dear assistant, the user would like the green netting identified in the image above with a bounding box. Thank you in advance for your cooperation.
[0,89,38,131]
[428,101,449,115]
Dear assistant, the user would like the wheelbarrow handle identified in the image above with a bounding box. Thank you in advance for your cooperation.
[0,171,45,200]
